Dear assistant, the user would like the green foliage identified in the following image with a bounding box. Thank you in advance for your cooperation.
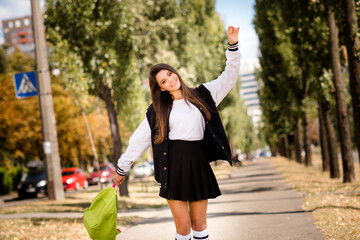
[45,0,137,108]
[129,0,226,89]
[219,80,256,153]
[254,0,334,149]
[0,167,13,194]
[254,0,301,147]
[45,0,147,156]
[7,48,35,73]
[0,165,22,195]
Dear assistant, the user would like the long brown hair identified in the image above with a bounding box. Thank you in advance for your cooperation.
[149,63,211,144]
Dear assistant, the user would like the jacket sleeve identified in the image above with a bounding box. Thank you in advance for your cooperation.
[202,42,241,107]
[116,116,151,176]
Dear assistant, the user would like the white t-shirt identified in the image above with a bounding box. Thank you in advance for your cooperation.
[117,47,241,174]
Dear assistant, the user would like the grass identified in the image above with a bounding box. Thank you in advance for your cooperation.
[0,162,234,239]
[0,217,139,240]
[270,155,360,240]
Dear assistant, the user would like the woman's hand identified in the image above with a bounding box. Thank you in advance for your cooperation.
[227,25,240,45]
[114,174,126,186]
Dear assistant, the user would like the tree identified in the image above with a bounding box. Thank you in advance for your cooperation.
[342,0,360,175]
[255,0,342,175]
[254,0,304,160]
[45,0,142,195]
[318,103,330,171]
[324,2,355,182]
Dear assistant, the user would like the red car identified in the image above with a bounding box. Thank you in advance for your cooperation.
[61,167,88,190]
[88,163,116,185]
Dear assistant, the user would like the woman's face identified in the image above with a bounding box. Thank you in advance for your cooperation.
[155,69,181,92]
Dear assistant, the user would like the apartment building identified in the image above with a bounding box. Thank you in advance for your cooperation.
[2,16,35,54]
[240,72,262,131]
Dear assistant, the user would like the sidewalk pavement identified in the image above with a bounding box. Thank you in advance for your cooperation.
[0,158,325,240]
[116,158,325,240]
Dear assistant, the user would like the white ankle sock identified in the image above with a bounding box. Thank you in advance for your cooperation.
[175,232,191,240]
[193,228,209,240]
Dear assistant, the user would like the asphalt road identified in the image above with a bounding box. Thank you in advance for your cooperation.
[116,158,325,240]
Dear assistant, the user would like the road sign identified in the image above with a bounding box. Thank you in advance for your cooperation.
[14,71,38,98]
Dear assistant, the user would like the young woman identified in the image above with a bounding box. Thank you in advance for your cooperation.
[114,25,240,240]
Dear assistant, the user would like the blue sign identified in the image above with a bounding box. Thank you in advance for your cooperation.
[14,71,38,98]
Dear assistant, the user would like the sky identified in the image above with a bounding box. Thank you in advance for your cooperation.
[216,0,259,73]
[0,0,259,74]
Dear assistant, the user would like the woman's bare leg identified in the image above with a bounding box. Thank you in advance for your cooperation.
[189,199,208,231]
[167,199,191,235]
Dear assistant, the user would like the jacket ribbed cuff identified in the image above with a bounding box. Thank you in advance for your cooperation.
[228,41,238,51]
[116,168,126,176]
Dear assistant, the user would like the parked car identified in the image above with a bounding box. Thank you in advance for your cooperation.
[259,150,272,158]
[88,163,116,185]
[133,162,154,178]
[17,160,47,199]
[62,167,88,191]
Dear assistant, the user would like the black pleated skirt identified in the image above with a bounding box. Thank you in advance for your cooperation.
[159,140,221,201]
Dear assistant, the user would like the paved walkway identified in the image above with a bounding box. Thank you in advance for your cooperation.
[0,158,325,240]
[116,158,325,240]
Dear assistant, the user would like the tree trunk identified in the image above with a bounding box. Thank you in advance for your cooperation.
[278,138,285,157]
[343,0,360,175]
[81,110,102,189]
[97,104,110,163]
[294,120,302,164]
[303,109,312,166]
[326,7,355,182]
[322,100,340,178]
[284,135,290,159]
[318,103,330,172]
[98,85,129,196]
[286,135,294,160]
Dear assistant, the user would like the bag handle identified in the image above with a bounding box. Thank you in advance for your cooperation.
[112,183,119,191]
[112,183,121,234]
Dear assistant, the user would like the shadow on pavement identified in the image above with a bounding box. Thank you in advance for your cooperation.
[242,172,279,178]
[207,209,310,218]
[208,196,303,205]
[221,186,292,195]
[52,202,91,208]
[218,176,284,185]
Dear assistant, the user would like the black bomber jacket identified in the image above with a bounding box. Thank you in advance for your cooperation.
[146,84,232,190]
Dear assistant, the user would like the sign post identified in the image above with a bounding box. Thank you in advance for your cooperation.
[31,0,64,201]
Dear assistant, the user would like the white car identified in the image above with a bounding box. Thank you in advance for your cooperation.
[133,162,154,178]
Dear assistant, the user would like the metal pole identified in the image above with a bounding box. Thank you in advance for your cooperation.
[31,0,64,200]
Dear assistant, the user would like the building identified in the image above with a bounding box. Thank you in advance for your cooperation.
[2,16,35,54]
[240,72,262,132]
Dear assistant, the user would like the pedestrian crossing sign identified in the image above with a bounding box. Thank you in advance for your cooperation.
[14,71,38,98]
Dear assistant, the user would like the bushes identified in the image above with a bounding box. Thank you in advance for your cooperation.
[0,167,12,195]
[0,166,22,195]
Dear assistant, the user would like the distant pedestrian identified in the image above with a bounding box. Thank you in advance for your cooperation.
[114,25,240,240]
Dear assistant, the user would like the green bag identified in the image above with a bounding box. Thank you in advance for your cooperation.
[83,184,121,240]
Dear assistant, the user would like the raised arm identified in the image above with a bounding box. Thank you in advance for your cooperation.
[114,116,151,185]
[203,26,240,106]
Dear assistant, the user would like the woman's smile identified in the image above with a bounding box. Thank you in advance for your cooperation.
[171,79,177,87]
